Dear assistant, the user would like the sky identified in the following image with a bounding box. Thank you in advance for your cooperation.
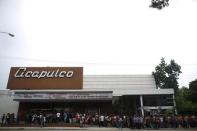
[0,0,197,90]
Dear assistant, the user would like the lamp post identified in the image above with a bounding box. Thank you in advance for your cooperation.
[0,31,14,37]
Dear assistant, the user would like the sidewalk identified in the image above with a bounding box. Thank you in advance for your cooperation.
[0,126,86,130]
[0,127,197,130]
[0,127,131,130]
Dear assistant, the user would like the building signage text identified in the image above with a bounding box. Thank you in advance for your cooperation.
[14,67,73,79]
[7,67,83,90]
[14,92,113,101]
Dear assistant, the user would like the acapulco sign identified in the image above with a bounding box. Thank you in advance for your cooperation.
[14,67,74,79]
[7,67,83,90]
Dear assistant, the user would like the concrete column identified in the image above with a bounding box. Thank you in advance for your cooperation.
[140,95,144,117]
[173,94,177,115]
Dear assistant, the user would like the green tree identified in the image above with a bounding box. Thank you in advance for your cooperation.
[152,58,181,94]
[150,0,169,10]
[189,79,197,102]
[176,87,197,114]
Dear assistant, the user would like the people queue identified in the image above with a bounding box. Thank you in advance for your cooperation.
[0,113,16,126]
[1,112,197,129]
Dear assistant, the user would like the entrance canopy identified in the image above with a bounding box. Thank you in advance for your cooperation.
[13,91,113,102]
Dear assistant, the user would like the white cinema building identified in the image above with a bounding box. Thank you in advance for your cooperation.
[0,67,176,122]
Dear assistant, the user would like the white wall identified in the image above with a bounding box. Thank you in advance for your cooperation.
[84,75,157,90]
[13,75,174,96]
[83,75,173,96]
[0,90,19,122]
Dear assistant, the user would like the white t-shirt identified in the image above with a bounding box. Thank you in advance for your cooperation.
[57,113,60,118]
[100,115,104,122]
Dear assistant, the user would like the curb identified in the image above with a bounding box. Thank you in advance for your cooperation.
[0,127,197,130]
[0,127,87,130]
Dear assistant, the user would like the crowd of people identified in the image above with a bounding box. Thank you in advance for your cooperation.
[0,113,16,126]
[1,112,197,129]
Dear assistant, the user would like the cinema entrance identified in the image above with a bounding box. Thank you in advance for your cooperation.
[14,91,113,121]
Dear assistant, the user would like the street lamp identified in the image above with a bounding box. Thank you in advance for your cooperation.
[0,31,15,37]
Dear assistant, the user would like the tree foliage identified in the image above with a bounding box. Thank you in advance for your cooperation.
[150,0,169,10]
[176,87,197,114]
[189,79,197,102]
[152,58,181,93]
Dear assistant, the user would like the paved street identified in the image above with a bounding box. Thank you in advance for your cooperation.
[0,127,197,131]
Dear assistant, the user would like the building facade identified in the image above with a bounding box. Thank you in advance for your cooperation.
[0,67,176,122]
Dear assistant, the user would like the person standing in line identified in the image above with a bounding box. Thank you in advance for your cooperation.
[159,115,164,128]
[119,116,123,130]
[63,112,67,122]
[1,114,6,126]
[82,114,85,127]
[80,114,85,128]
[98,115,101,127]
[39,113,43,128]
[43,115,46,127]
[139,116,144,129]
[100,114,104,127]
[56,112,61,122]
[133,115,137,129]
[6,113,10,125]
[68,112,72,124]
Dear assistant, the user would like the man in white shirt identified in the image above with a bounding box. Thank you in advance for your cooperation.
[100,115,104,127]
[56,112,61,122]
